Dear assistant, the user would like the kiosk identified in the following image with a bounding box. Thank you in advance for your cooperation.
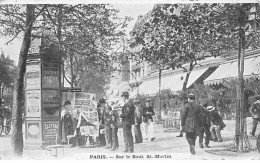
[24,38,63,149]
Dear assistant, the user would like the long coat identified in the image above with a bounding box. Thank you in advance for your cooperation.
[121,100,135,126]
[180,101,201,134]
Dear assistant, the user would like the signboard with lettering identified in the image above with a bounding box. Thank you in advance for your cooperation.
[62,92,98,136]
[42,63,59,89]
[27,121,41,140]
[42,90,59,116]
[26,90,41,117]
[42,121,59,140]
[26,64,41,89]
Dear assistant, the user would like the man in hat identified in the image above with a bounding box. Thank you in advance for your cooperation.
[250,95,260,136]
[180,94,201,155]
[134,100,143,143]
[198,103,211,148]
[143,98,155,141]
[120,91,135,153]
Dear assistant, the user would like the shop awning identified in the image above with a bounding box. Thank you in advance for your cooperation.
[138,78,159,96]
[204,56,260,85]
[138,67,209,95]
[161,67,209,92]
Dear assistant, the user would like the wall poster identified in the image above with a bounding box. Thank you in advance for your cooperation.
[42,121,59,140]
[26,90,41,117]
[26,64,41,89]
[42,63,59,89]
[27,121,41,140]
[42,90,59,115]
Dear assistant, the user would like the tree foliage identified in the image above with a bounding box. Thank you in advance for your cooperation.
[0,4,131,96]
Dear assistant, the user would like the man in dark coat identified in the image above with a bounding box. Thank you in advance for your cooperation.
[134,100,143,143]
[198,103,211,148]
[180,94,201,155]
[250,95,260,136]
[120,91,135,153]
[104,105,112,149]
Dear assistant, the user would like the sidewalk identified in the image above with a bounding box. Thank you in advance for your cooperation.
[1,118,260,160]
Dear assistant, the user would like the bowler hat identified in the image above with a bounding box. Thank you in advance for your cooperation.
[121,91,129,97]
[99,98,106,104]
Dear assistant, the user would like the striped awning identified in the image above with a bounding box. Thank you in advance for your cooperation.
[204,56,260,85]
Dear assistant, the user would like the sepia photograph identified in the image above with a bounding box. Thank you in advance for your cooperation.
[0,0,260,160]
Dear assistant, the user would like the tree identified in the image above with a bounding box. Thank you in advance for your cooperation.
[206,3,260,153]
[11,4,38,157]
[130,4,224,103]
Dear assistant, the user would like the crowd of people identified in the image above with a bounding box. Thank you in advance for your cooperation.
[59,91,260,154]
[178,94,226,155]
[96,91,156,153]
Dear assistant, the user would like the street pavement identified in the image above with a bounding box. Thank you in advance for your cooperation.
[0,118,260,160]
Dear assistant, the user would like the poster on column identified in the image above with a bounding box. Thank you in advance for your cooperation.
[42,63,59,89]
[26,64,41,89]
[26,90,41,117]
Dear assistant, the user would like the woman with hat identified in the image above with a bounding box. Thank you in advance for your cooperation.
[142,98,155,141]
[208,106,226,142]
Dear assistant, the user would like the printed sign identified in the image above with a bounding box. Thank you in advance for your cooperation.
[26,64,41,89]
[62,92,99,136]
[42,121,59,140]
[42,90,59,115]
[26,90,41,117]
[42,63,59,88]
[27,122,41,139]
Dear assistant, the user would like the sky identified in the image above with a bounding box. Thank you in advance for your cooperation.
[0,3,154,64]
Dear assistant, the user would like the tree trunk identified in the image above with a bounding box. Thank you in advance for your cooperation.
[235,5,246,152]
[11,5,35,157]
[158,68,162,120]
[181,62,194,105]
[69,52,74,88]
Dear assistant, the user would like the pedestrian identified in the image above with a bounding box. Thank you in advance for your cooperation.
[61,101,74,146]
[110,106,119,151]
[198,103,211,148]
[143,98,156,141]
[104,105,113,149]
[120,91,135,153]
[134,100,143,143]
[208,106,226,142]
[177,97,188,137]
[180,94,201,155]
[250,95,260,136]
[97,98,106,146]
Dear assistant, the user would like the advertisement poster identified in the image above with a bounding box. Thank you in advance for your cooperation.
[62,92,98,136]
[26,90,41,117]
[27,121,41,140]
[42,121,59,140]
[26,64,41,89]
[42,90,59,115]
[42,63,59,89]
